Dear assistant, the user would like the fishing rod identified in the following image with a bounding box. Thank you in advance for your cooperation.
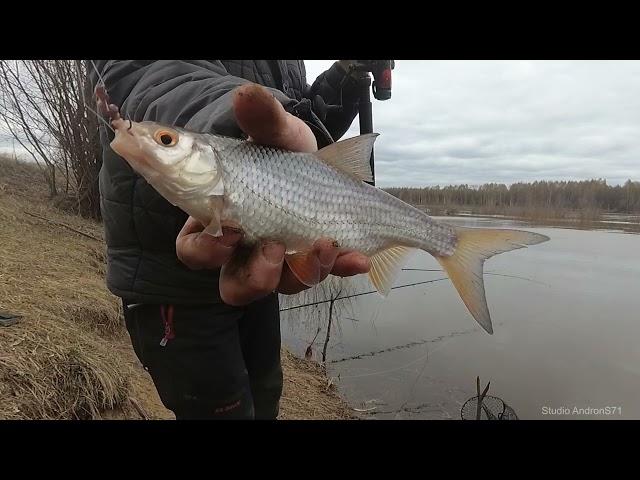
[312,60,395,186]
[351,60,394,186]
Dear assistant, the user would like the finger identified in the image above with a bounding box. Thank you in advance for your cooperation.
[219,241,286,306]
[177,216,207,237]
[233,83,317,153]
[176,223,243,270]
[276,238,339,294]
[331,251,371,277]
[277,262,311,295]
[178,217,243,248]
[278,250,369,295]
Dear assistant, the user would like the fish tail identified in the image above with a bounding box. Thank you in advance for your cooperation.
[435,227,549,334]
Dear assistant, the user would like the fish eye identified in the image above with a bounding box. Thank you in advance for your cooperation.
[153,129,178,147]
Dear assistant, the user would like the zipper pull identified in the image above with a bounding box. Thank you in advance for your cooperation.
[159,304,175,347]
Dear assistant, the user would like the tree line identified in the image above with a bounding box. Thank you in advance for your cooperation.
[385,179,640,214]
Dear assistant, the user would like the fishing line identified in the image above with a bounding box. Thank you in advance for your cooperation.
[76,61,114,134]
[84,101,115,134]
[402,268,549,286]
[279,277,449,312]
[90,60,107,89]
[281,268,547,314]
[397,343,430,414]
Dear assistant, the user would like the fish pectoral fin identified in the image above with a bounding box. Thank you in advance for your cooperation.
[315,133,379,182]
[203,218,222,237]
[205,179,225,196]
[368,246,414,297]
[285,252,322,287]
[201,197,224,237]
[436,227,549,335]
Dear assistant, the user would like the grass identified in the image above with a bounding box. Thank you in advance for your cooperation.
[0,156,354,420]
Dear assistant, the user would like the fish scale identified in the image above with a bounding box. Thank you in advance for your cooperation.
[216,139,458,257]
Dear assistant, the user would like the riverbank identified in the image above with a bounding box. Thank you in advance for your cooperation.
[0,156,355,420]
[413,204,640,233]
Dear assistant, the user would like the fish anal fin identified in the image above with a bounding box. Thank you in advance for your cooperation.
[368,245,414,297]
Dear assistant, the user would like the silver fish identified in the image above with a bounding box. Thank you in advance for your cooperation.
[108,118,549,334]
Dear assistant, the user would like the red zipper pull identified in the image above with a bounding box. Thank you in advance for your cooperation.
[159,304,175,347]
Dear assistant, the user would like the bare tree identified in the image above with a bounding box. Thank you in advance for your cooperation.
[0,60,102,219]
[280,275,359,363]
[0,61,59,196]
[320,279,343,363]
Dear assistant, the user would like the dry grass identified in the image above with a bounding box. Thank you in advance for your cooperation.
[279,350,356,420]
[0,158,130,418]
[0,156,354,420]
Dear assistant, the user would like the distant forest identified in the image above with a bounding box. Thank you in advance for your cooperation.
[385,179,640,217]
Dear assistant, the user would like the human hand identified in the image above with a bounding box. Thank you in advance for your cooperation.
[176,83,370,306]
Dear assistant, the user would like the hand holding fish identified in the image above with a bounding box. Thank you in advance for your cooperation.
[175,84,371,306]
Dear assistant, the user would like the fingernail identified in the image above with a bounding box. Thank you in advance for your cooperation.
[262,242,285,264]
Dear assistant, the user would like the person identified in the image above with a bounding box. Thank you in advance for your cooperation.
[89,60,371,419]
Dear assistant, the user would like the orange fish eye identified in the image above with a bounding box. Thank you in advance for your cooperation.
[153,129,178,147]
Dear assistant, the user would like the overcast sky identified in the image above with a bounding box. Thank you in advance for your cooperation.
[306,60,640,187]
[2,61,638,188]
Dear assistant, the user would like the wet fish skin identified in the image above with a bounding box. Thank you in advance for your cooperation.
[215,137,458,258]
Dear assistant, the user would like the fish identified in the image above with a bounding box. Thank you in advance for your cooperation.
[100,92,549,334]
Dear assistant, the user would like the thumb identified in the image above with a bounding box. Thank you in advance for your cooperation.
[232,83,317,153]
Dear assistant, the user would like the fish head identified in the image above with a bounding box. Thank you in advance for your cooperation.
[109,119,224,205]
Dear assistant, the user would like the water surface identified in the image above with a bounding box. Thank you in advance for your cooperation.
[281,215,640,419]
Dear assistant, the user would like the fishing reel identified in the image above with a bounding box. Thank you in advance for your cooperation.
[311,60,396,120]
[349,60,395,101]
[310,60,395,187]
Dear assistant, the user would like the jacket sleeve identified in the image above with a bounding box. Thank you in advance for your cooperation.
[88,60,304,139]
[305,61,360,141]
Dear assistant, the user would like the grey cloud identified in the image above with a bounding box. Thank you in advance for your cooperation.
[305,60,640,187]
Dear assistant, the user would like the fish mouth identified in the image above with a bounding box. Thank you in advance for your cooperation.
[112,118,147,143]
[96,87,167,175]
[110,120,156,172]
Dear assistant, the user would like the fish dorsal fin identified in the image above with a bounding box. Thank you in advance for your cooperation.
[368,245,414,296]
[315,133,379,182]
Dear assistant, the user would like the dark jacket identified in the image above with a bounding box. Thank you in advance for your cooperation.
[89,60,359,305]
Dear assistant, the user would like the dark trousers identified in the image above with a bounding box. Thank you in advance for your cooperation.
[122,294,283,420]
